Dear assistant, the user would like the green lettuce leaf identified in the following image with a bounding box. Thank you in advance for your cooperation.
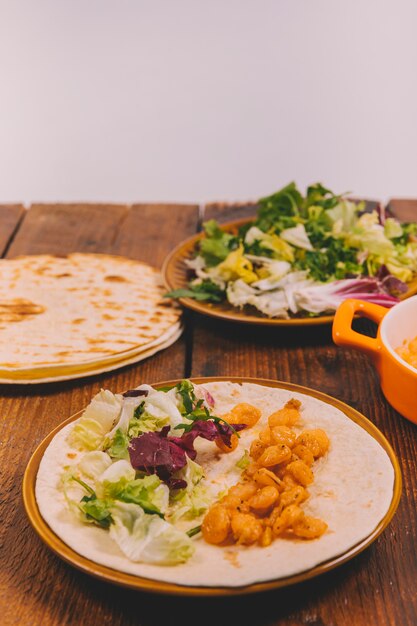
[169,458,212,522]
[109,501,194,564]
[236,450,250,470]
[80,494,113,529]
[280,224,313,250]
[304,183,343,209]
[244,226,294,261]
[99,461,169,516]
[165,280,225,303]
[107,428,129,460]
[116,475,169,516]
[198,220,237,266]
[69,390,123,451]
[298,238,364,281]
[77,451,112,479]
[384,218,403,239]
[68,475,113,528]
[256,182,303,231]
[325,199,359,235]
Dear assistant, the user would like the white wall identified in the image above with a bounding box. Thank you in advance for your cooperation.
[0,0,416,205]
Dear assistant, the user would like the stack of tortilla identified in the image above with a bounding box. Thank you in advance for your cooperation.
[0,254,182,383]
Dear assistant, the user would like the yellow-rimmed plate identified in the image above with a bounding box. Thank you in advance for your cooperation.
[23,377,401,596]
[162,218,417,326]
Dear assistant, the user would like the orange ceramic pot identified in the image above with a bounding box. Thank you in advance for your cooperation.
[332,297,417,424]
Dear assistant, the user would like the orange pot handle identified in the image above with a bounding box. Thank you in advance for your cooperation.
[332,298,388,358]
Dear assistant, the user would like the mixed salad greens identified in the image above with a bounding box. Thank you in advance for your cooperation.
[166,183,417,318]
[62,381,243,565]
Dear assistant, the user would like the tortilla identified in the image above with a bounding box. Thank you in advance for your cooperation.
[0,325,183,384]
[0,254,181,377]
[34,381,396,588]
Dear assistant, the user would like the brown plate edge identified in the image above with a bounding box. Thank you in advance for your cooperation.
[22,376,402,597]
[162,219,417,326]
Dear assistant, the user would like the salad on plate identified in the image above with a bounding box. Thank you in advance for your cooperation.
[166,183,417,318]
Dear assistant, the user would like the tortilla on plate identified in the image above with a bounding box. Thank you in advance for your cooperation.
[34,380,396,588]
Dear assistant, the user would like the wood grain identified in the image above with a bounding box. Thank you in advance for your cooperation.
[387,199,417,222]
[110,204,200,268]
[204,201,258,223]
[0,205,25,256]
[0,203,199,626]
[1,200,417,626]
[6,203,130,257]
[186,202,417,626]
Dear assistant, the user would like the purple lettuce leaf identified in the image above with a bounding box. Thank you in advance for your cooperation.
[332,278,399,307]
[375,265,408,295]
[122,389,149,398]
[128,420,246,488]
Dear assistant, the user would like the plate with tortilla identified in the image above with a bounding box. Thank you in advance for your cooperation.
[23,377,401,596]
[0,254,182,383]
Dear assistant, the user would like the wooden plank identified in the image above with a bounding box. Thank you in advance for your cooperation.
[2,196,416,626]
[6,203,129,257]
[204,201,258,223]
[387,199,417,222]
[0,203,199,626]
[110,204,200,267]
[186,203,417,626]
[0,204,25,256]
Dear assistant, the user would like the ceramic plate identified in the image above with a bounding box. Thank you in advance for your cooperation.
[23,377,401,596]
[162,218,417,326]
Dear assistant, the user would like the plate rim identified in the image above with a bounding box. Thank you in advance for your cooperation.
[162,217,417,326]
[22,376,402,596]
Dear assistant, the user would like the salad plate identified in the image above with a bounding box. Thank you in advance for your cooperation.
[163,183,417,325]
[163,219,417,326]
[164,219,333,326]
[23,377,401,596]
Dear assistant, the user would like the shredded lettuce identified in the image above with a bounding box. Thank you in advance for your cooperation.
[326,199,359,235]
[280,224,313,251]
[244,226,294,261]
[141,389,183,430]
[107,429,129,460]
[199,220,237,266]
[169,458,212,522]
[236,450,250,470]
[100,459,136,487]
[80,494,113,529]
[106,397,142,442]
[70,390,123,450]
[166,182,416,317]
[165,280,225,302]
[61,380,235,566]
[77,451,113,480]
[227,279,290,318]
[384,217,403,239]
[109,502,194,564]
[100,469,169,517]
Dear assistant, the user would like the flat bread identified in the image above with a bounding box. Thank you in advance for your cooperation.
[0,254,181,373]
[34,381,396,588]
[0,325,183,384]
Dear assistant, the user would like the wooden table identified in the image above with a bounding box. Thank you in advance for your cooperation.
[0,200,416,626]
